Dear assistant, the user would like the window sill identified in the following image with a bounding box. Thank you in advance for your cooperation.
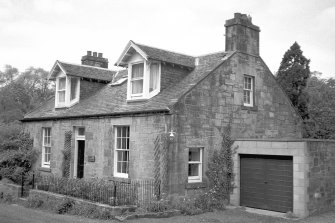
[241,105,258,111]
[126,98,148,103]
[107,176,131,183]
[185,181,207,189]
[38,167,51,172]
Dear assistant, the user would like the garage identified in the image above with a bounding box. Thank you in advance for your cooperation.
[240,154,293,213]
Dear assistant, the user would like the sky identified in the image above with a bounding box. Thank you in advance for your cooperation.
[1,0,335,78]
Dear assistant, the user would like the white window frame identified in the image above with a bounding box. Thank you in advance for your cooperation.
[114,126,130,178]
[129,62,145,98]
[243,75,254,107]
[127,60,161,101]
[56,77,67,107]
[55,75,80,108]
[188,147,203,183]
[42,128,51,168]
[73,127,85,178]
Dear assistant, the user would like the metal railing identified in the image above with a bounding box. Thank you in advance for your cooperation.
[34,174,158,207]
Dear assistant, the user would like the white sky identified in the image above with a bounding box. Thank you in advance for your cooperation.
[1,0,335,78]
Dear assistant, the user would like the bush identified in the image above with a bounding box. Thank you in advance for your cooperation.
[0,192,13,203]
[0,123,38,184]
[144,199,171,212]
[55,198,75,214]
[26,195,44,208]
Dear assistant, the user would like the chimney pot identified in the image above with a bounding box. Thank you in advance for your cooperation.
[81,51,108,68]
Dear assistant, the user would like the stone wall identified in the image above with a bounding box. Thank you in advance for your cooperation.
[307,141,335,215]
[23,114,169,180]
[0,181,22,199]
[169,52,302,195]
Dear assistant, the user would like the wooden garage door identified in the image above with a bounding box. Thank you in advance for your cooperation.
[240,154,293,213]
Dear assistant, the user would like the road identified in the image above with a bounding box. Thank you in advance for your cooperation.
[0,203,113,223]
[1,202,335,223]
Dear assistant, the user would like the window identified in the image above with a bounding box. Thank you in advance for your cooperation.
[55,75,80,108]
[70,78,79,101]
[149,63,160,93]
[42,128,51,168]
[127,61,161,100]
[57,77,66,104]
[77,127,85,136]
[131,63,144,95]
[243,75,254,107]
[114,126,130,178]
[188,148,203,183]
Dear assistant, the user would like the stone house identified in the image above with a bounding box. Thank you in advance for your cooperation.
[22,13,335,218]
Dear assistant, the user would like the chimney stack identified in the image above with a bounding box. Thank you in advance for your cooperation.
[225,13,260,55]
[81,51,108,68]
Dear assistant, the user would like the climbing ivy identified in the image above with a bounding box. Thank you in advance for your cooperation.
[61,131,72,178]
[206,120,237,203]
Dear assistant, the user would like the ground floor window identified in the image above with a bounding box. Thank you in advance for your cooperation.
[114,126,130,178]
[188,147,203,183]
[42,127,51,168]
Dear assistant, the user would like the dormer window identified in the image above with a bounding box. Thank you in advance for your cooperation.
[127,60,161,101]
[130,63,144,96]
[55,74,80,108]
[57,77,66,104]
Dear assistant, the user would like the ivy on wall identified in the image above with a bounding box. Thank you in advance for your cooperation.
[61,131,72,178]
[206,118,237,203]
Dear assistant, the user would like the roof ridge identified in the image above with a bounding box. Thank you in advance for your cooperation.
[58,61,117,72]
[196,50,228,58]
[135,42,195,58]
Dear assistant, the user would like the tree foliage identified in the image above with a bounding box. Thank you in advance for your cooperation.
[304,72,335,139]
[0,65,54,123]
[0,123,38,183]
[276,42,310,120]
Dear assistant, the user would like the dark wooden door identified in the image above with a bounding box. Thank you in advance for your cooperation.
[77,140,85,179]
[240,154,293,213]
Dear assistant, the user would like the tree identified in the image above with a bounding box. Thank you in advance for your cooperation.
[0,65,19,86]
[0,66,54,123]
[0,123,38,183]
[304,72,335,139]
[276,42,310,120]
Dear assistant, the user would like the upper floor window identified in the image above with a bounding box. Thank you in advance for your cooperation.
[243,75,254,107]
[131,63,144,96]
[55,75,80,108]
[127,61,161,101]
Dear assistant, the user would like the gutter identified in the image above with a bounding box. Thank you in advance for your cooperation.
[21,109,171,122]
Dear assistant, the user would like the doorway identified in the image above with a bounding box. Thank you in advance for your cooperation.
[76,140,85,178]
[74,127,85,178]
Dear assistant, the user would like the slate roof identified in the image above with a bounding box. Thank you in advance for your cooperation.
[136,43,196,68]
[23,50,235,121]
[52,61,116,82]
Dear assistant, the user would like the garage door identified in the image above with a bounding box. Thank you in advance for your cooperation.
[240,154,293,213]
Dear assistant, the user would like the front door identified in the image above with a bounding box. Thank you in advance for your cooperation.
[77,140,85,178]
